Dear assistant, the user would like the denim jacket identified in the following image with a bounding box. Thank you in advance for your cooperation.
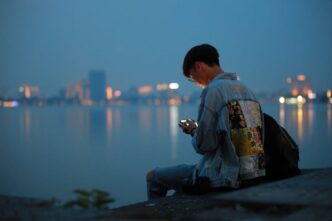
[192,72,265,188]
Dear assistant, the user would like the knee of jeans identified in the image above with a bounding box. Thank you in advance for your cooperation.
[146,170,154,182]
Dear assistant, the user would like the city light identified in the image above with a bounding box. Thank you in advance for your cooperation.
[114,90,121,97]
[308,92,316,100]
[2,72,331,107]
[138,85,152,95]
[2,101,19,108]
[327,89,332,98]
[297,95,306,104]
[18,85,40,99]
[25,86,31,98]
[297,74,306,81]
[81,99,93,106]
[286,97,298,104]
[156,83,168,91]
[279,97,285,104]
[169,83,179,90]
[106,86,113,100]
[291,88,299,96]
[282,96,306,105]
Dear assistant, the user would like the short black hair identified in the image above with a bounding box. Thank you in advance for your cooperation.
[182,44,220,77]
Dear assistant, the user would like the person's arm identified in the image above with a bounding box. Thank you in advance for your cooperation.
[192,89,221,154]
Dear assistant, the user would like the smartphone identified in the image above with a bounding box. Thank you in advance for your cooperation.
[178,119,188,127]
[178,119,198,127]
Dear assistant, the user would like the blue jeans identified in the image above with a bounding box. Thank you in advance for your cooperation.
[147,164,196,199]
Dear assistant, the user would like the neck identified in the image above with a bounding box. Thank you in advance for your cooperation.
[207,66,223,83]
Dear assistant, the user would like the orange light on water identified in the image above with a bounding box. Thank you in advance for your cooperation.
[168,98,181,106]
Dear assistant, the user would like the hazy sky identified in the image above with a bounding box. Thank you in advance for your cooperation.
[1,0,331,96]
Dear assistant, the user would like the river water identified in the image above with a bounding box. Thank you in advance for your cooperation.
[0,103,331,207]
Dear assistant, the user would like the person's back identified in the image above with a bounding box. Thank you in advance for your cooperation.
[192,72,265,188]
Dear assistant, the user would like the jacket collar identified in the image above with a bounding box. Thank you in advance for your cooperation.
[213,72,239,81]
[201,72,239,96]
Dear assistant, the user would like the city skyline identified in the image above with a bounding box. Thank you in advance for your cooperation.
[1,69,332,108]
[0,66,330,98]
[0,69,330,100]
[1,0,332,97]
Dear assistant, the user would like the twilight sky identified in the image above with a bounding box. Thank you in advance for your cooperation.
[0,0,331,96]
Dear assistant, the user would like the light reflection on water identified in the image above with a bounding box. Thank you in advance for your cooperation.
[0,104,331,207]
[268,103,332,169]
[169,106,179,160]
[22,109,31,141]
[278,103,317,143]
[327,104,332,134]
[106,108,113,144]
[279,103,285,127]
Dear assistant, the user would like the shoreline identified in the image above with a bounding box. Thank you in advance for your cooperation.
[1,168,332,220]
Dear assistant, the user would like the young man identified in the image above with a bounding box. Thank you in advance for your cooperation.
[146,44,265,199]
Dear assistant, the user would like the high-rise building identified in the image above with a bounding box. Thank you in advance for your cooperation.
[89,70,106,102]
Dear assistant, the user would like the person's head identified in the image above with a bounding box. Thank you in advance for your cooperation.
[182,44,222,87]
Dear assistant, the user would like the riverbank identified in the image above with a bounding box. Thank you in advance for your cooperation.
[1,168,332,221]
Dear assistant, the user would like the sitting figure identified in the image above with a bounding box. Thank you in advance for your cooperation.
[146,44,266,199]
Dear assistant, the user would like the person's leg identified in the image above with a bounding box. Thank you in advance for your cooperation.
[146,164,196,199]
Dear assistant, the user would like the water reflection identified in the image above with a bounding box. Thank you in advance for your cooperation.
[169,106,179,160]
[106,108,113,144]
[114,109,122,131]
[280,103,315,143]
[139,107,151,135]
[307,103,314,138]
[24,109,31,141]
[297,104,304,141]
[2,104,332,208]
[89,108,107,148]
[328,104,332,134]
[279,104,285,127]
[156,108,166,135]
[66,108,90,143]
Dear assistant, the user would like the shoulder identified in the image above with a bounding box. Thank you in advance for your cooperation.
[200,84,223,112]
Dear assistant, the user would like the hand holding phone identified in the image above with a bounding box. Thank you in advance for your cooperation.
[178,119,198,135]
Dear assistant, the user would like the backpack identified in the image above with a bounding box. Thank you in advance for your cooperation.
[263,113,301,179]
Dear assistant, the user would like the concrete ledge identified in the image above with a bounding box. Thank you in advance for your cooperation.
[1,168,332,221]
[103,168,332,221]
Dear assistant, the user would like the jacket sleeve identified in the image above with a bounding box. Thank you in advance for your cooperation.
[192,88,221,154]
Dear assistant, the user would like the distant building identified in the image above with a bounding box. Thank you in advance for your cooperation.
[287,74,313,97]
[89,70,106,102]
[19,85,40,99]
[66,79,89,101]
